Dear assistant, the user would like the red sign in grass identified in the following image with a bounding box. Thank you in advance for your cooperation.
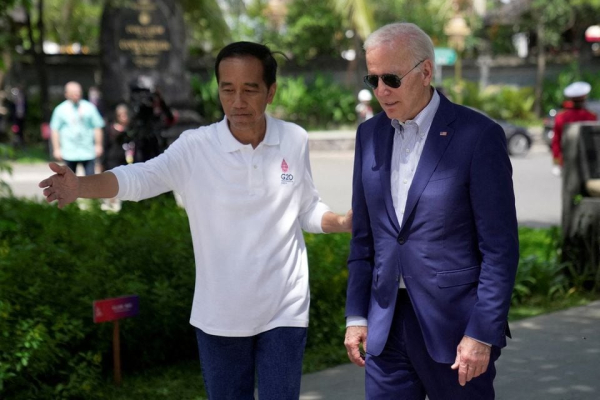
[93,295,139,323]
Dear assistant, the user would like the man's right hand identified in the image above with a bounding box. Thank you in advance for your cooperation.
[39,162,79,208]
[345,326,368,367]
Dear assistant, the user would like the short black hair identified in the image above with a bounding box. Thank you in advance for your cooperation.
[215,42,278,88]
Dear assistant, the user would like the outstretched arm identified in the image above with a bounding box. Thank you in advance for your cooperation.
[38,162,118,208]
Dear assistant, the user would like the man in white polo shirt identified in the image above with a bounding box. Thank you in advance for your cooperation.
[39,41,351,399]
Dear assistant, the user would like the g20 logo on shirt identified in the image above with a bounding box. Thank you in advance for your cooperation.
[281,159,294,184]
[281,173,294,184]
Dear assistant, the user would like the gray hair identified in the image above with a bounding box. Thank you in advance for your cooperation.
[364,23,435,66]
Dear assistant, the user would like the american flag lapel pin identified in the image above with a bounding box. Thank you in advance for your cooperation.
[440,131,448,136]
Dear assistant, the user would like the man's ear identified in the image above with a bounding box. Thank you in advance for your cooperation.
[422,59,434,87]
[267,82,277,104]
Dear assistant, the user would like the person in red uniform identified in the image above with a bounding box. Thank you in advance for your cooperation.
[552,81,597,175]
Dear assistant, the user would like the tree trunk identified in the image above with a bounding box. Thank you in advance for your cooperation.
[59,0,76,45]
[26,0,50,122]
[534,20,546,117]
[0,51,11,89]
[345,33,363,93]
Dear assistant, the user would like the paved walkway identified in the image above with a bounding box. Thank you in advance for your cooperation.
[299,301,600,400]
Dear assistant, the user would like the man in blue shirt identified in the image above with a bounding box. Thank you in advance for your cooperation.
[50,81,104,175]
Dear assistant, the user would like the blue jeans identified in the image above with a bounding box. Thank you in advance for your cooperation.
[65,159,95,176]
[195,327,307,400]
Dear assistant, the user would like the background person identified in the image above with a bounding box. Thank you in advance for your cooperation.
[355,89,374,124]
[40,41,352,400]
[551,81,597,176]
[50,81,104,176]
[8,85,27,147]
[101,103,131,211]
[344,22,519,399]
[102,104,130,171]
[128,77,175,163]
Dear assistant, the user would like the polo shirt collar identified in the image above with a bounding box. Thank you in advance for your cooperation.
[217,114,280,152]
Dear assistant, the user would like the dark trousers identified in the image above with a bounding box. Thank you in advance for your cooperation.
[365,290,500,400]
[195,326,307,400]
[65,159,95,176]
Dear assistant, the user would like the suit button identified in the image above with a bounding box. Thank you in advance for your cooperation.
[397,236,405,245]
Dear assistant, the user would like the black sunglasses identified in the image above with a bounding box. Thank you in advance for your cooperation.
[363,60,425,89]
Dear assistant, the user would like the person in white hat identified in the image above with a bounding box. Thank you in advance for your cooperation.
[551,81,597,176]
[356,89,374,123]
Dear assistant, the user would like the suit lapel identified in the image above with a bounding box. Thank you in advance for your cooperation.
[373,115,401,233]
[400,93,456,230]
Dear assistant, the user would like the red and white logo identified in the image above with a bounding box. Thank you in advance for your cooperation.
[280,159,294,184]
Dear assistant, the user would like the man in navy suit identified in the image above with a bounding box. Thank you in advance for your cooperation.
[344,22,519,399]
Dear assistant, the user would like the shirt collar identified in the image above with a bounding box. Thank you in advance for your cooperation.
[217,114,280,153]
[391,88,440,134]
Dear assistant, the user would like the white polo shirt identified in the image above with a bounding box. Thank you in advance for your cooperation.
[111,115,331,336]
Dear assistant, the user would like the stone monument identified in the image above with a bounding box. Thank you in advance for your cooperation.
[100,0,202,149]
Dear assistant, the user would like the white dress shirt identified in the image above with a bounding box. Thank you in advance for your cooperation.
[112,115,331,336]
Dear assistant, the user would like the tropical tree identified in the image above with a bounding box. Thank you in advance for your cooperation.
[180,0,231,55]
[528,0,573,116]
[371,0,454,46]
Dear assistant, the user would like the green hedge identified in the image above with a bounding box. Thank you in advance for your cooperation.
[0,197,351,399]
[0,196,197,399]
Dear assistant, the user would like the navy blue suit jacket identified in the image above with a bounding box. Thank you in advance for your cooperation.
[346,91,519,363]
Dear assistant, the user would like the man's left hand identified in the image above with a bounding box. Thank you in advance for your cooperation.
[450,336,491,386]
[321,210,353,233]
[95,144,104,158]
[340,209,353,232]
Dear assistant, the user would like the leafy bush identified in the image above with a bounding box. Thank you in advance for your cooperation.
[512,227,570,305]
[190,75,222,124]
[0,197,350,398]
[0,144,13,196]
[304,232,351,370]
[270,74,357,130]
[442,79,536,121]
[0,196,195,399]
